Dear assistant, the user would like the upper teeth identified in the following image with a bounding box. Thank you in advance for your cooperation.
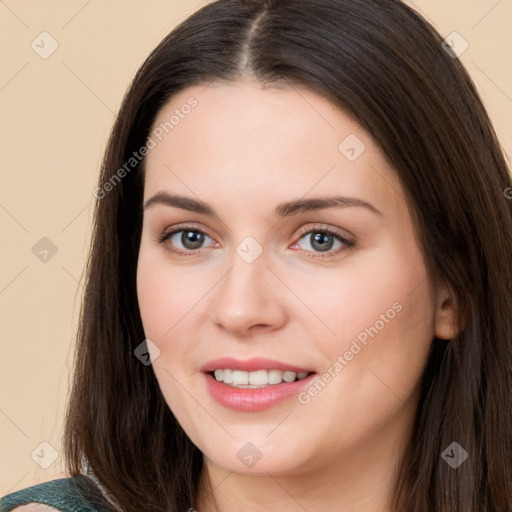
[213,369,309,387]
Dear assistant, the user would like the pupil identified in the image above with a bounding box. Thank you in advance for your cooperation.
[311,232,333,252]
[182,231,204,249]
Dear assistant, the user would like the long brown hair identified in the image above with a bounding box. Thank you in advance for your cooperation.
[63,1,512,510]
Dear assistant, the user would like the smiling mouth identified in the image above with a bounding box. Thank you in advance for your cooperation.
[209,369,315,388]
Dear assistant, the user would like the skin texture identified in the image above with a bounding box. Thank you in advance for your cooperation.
[136,80,456,512]
[13,505,60,511]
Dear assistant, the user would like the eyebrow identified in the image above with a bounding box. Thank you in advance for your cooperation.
[143,192,383,218]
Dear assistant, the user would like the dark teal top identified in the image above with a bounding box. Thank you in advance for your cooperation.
[0,476,116,512]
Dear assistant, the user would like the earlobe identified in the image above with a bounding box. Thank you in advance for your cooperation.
[434,285,462,340]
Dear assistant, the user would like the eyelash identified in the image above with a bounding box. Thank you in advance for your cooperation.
[155,223,355,259]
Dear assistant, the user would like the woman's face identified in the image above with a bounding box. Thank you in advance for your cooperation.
[137,80,451,477]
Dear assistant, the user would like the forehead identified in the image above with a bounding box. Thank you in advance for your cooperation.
[143,80,403,217]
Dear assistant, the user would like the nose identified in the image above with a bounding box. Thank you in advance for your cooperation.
[212,250,288,338]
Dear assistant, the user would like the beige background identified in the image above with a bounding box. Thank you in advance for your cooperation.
[1,0,511,496]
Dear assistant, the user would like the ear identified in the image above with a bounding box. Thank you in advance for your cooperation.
[434,283,462,340]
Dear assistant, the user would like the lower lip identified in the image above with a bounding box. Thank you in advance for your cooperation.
[203,372,317,412]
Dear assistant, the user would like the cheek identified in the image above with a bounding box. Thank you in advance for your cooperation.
[295,238,436,393]
[136,256,173,339]
[136,251,200,409]
[301,247,435,423]
[284,245,433,345]
[136,247,206,339]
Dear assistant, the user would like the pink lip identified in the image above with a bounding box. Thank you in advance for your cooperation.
[200,357,314,373]
[201,357,317,412]
[203,372,317,412]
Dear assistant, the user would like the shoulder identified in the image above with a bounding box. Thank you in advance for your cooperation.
[0,475,115,512]
[11,505,60,511]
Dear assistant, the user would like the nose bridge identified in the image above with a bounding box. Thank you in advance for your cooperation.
[212,240,287,334]
[224,247,266,296]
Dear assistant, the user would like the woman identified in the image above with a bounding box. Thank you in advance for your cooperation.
[2,0,511,511]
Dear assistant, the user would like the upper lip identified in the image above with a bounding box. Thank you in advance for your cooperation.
[201,357,315,374]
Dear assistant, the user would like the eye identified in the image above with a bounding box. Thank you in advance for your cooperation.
[291,226,354,257]
[157,226,216,255]
[155,223,353,258]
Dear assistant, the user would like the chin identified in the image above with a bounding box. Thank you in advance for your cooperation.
[200,437,316,477]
